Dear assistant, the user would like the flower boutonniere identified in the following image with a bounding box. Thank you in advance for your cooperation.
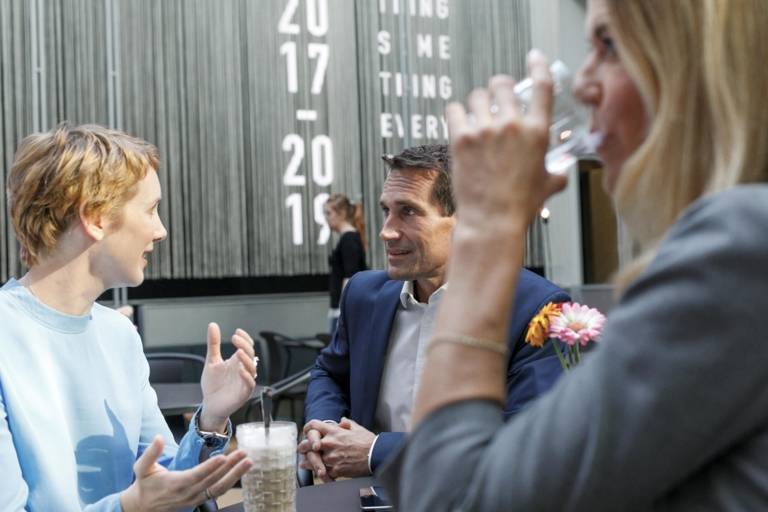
[525,302,606,370]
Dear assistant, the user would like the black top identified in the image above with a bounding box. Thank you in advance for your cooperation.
[328,231,367,308]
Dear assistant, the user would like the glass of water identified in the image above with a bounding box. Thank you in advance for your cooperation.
[513,60,601,174]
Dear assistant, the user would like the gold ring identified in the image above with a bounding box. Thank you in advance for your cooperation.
[205,487,214,501]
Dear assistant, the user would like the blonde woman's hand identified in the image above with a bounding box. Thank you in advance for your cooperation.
[120,436,252,512]
[200,323,258,432]
[447,50,567,235]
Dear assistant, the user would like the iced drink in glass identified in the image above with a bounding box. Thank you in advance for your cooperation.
[237,421,297,512]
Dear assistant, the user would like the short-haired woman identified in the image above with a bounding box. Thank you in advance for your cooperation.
[0,123,258,511]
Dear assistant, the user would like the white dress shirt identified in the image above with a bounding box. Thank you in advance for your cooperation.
[374,280,448,432]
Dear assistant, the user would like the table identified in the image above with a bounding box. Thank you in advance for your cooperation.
[220,477,377,511]
[153,383,263,415]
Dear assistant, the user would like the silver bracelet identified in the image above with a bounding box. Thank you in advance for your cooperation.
[428,333,507,356]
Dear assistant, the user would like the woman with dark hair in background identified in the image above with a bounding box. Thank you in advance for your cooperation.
[323,194,368,335]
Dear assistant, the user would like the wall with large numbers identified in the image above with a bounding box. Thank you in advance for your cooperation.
[0,0,542,283]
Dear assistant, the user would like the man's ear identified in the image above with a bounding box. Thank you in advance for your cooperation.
[79,204,107,241]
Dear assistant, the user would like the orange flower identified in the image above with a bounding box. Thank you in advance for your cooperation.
[525,302,563,348]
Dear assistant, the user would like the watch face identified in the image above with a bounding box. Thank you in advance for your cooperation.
[201,432,228,448]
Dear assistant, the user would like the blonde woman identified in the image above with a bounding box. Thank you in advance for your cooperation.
[323,194,368,334]
[0,124,257,511]
[382,0,768,510]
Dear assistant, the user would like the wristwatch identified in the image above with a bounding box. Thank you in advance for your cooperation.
[192,409,231,449]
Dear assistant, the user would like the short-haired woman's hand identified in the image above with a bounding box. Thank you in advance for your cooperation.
[446,50,567,236]
[120,436,252,512]
[199,322,258,432]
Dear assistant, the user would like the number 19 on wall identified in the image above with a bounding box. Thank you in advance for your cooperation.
[285,192,330,246]
[283,133,334,246]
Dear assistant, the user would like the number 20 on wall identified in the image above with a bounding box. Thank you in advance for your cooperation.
[283,134,334,246]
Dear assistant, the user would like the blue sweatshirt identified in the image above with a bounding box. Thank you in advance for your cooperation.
[0,279,213,511]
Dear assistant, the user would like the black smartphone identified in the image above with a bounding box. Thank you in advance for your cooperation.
[359,486,393,511]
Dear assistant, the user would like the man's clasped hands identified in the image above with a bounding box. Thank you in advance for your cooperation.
[298,418,377,481]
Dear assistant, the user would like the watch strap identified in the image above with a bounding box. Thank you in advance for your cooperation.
[192,408,231,449]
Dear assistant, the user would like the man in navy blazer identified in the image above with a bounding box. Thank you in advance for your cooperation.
[300,145,569,481]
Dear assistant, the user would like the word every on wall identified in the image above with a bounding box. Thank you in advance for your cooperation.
[378,0,451,140]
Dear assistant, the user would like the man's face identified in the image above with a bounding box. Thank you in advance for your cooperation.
[379,168,455,283]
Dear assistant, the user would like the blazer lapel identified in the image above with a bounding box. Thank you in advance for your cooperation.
[358,281,401,429]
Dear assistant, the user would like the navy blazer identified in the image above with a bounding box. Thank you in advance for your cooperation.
[305,269,570,472]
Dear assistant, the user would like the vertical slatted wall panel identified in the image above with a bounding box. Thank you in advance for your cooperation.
[0,0,33,282]
[0,0,114,282]
[117,0,362,278]
[0,0,539,282]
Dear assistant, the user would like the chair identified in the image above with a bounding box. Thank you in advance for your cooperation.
[257,331,325,422]
[144,352,218,512]
[145,352,206,442]
[267,365,312,399]
[259,331,325,380]
[146,352,206,384]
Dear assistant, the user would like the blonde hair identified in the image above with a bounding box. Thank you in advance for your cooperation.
[7,122,159,266]
[607,1,768,289]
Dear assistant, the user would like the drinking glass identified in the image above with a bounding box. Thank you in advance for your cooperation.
[513,60,601,174]
[237,421,297,512]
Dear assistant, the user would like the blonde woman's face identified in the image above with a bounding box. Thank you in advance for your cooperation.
[323,203,343,232]
[573,0,647,194]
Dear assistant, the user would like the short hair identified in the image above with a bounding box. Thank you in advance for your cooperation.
[381,144,454,216]
[7,122,160,266]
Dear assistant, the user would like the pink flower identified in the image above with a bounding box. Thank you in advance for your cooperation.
[548,302,606,347]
